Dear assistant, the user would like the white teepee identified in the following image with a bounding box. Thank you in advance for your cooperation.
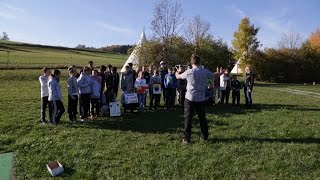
[120,31,147,73]
[231,60,243,74]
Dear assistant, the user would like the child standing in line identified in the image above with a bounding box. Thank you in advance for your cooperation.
[231,75,241,112]
[220,68,231,104]
[67,68,78,122]
[135,71,148,111]
[164,67,178,110]
[39,67,51,123]
[77,66,92,122]
[177,66,187,112]
[149,70,162,111]
[48,69,65,125]
[90,70,102,118]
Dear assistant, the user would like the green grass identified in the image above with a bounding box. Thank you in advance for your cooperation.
[0,41,127,69]
[1,69,320,179]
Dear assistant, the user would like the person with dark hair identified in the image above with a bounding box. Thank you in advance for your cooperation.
[175,54,213,144]
[111,67,120,99]
[77,66,92,122]
[159,61,168,103]
[88,61,94,71]
[48,69,65,125]
[39,67,51,123]
[231,74,241,112]
[120,65,134,93]
[149,70,161,110]
[164,67,177,110]
[214,65,223,104]
[98,65,107,104]
[244,66,254,108]
[177,66,187,112]
[67,68,78,122]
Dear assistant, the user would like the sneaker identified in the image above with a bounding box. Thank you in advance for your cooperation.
[182,139,190,144]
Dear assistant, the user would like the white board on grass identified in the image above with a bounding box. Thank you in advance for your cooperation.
[109,102,121,117]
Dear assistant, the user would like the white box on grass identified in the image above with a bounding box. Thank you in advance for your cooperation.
[109,102,121,117]
[46,161,64,177]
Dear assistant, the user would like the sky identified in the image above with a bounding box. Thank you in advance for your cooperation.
[0,0,319,48]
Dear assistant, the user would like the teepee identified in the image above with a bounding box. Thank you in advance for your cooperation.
[231,60,243,74]
[120,31,147,73]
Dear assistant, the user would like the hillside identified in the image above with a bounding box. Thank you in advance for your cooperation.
[0,40,127,69]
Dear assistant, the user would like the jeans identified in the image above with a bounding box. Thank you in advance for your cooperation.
[221,87,230,104]
[68,95,78,121]
[184,99,208,141]
[40,96,49,122]
[150,94,161,109]
[244,87,252,107]
[49,100,65,124]
[90,98,100,116]
[79,93,91,119]
[137,93,146,109]
[213,87,221,103]
[232,91,240,107]
[165,88,176,109]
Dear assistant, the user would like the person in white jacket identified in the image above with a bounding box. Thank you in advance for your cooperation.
[134,71,148,111]
[220,68,231,104]
[77,66,92,121]
[90,70,102,118]
[48,69,65,125]
[39,67,51,123]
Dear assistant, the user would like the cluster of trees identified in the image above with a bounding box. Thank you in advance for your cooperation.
[251,31,320,83]
[137,0,233,70]
[0,32,10,41]
[75,44,133,54]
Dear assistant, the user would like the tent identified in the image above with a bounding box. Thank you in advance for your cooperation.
[231,60,243,74]
[120,31,147,73]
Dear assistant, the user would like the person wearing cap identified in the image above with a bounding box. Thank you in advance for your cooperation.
[175,54,214,144]
[159,61,168,104]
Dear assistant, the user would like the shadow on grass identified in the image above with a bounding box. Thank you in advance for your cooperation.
[209,137,320,144]
[207,103,320,117]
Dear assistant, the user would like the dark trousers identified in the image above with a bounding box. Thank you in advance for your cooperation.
[79,93,91,119]
[221,87,231,104]
[184,99,208,141]
[165,88,176,109]
[49,100,65,124]
[232,91,240,107]
[150,94,161,109]
[68,95,78,121]
[90,98,100,115]
[244,87,253,107]
[40,96,49,122]
[162,85,166,103]
[178,89,186,111]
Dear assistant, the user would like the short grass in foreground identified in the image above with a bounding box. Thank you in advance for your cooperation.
[1,69,320,179]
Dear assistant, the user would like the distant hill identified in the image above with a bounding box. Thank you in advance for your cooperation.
[0,40,127,69]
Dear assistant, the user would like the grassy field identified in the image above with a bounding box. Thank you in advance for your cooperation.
[0,41,127,69]
[1,69,320,179]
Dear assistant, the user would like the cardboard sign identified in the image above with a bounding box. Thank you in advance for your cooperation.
[153,84,162,95]
[109,102,121,117]
[124,93,138,104]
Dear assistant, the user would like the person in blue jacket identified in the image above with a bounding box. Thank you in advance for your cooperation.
[164,67,177,110]
[48,69,65,125]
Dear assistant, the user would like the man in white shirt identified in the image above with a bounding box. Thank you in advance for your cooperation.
[39,67,51,123]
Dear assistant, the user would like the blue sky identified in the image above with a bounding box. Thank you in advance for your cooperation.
[0,0,319,48]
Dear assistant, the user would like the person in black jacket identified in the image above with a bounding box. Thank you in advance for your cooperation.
[112,67,120,99]
[231,75,241,112]
[159,61,168,103]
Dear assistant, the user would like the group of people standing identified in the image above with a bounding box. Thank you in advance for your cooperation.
[39,56,255,145]
[39,61,120,125]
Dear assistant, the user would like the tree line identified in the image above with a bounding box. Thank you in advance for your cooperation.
[139,0,320,83]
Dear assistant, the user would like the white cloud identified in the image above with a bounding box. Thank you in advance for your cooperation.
[227,4,246,18]
[95,22,134,34]
[0,2,25,19]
